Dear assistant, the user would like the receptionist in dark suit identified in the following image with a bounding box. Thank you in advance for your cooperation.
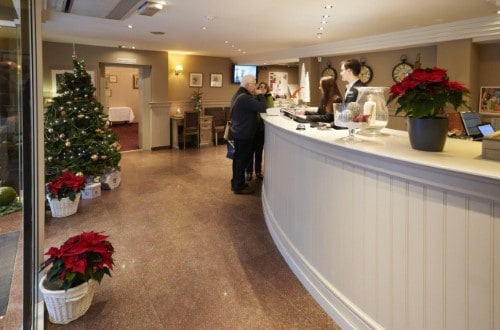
[320,59,365,128]
[340,58,366,103]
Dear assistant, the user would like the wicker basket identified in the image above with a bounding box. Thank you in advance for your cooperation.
[39,274,97,324]
[47,193,81,218]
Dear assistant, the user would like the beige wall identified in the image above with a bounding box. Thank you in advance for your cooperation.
[42,41,168,102]
[43,40,499,128]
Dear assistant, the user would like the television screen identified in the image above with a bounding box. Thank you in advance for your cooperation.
[232,64,257,84]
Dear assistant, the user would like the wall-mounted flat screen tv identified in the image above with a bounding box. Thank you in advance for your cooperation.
[232,64,257,84]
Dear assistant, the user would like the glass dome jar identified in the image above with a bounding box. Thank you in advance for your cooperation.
[355,87,389,136]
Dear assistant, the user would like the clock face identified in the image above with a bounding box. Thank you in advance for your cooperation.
[321,67,337,80]
[359,65,373,84]
[392,63,413,83]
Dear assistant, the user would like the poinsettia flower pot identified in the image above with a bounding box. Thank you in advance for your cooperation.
[39,274,97,324]
[407,117,449,152]
[46,192,81,217]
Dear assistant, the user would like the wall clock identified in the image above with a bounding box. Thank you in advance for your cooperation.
[392,55,413,83]
[359,58,373,84]
[321,64,337,80]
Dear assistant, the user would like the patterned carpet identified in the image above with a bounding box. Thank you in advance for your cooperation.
[111,122,139,151]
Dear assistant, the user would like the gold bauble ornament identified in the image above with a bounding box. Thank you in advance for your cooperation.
[91,154,98,161]
[76,172,84,177]
[48,128,54,133]
[65,141,71,147]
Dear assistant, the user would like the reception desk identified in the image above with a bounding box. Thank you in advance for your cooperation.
[261,114,500,329]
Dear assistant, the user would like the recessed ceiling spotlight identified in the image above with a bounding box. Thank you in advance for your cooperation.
[201,26,207,30]
[322,15,329,18]
[150,31,165,35]
[224,40,229,44]
[321,20,327,24]
[318,26,324,30]
[324,5,333,9]
[317,33,323,39]
[128,24,133,29]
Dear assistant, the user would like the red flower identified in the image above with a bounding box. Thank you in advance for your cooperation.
[387,66,470,119]
[40,231,115,290]
[46,171,86,201]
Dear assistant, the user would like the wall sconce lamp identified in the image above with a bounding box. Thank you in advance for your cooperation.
[175,64,184,75]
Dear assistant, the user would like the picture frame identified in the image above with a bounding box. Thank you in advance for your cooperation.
[189,73,203,87]
[51,69,96,96]
[479,86,500,113]
[105,89,112,97]
[210,73,223,88]
[133,74,139,89]
[109,75,117,83]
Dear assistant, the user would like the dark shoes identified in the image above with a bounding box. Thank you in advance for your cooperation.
[247,172,263,181]
[233,185,255,195]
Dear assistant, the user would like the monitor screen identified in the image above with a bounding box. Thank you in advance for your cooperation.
[477,123,495,137]
[232,65,257,84]
[460,112,482,136]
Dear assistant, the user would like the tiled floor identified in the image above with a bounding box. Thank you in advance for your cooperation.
[9,146,340,329]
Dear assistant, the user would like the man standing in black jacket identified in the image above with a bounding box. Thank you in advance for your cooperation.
[230,75,267,194]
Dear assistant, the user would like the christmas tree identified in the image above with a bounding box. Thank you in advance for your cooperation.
[44,56,121,182]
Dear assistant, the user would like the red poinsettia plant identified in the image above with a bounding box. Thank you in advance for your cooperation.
[46,171,86,201]
[40,231,115,290]
[387,66,470,119]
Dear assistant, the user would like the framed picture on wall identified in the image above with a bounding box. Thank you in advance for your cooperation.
[479,86,500,113]
[133,74,139,89]
[210,73,222,88]
[51,69,96,96]
[189,73,203,87]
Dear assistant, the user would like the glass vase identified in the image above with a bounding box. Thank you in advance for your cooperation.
[355,87,389,136]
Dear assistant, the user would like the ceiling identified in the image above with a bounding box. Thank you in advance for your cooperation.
[41,0,500,65]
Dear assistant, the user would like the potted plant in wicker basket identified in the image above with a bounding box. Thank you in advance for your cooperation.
[387,66,470,151]
[46,171,86,217]
[39,231,115,324]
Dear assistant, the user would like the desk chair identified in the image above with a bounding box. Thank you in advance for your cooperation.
[183,111,200,149]
[204,107,225,145]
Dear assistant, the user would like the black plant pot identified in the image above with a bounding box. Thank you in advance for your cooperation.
[407,117,449,152]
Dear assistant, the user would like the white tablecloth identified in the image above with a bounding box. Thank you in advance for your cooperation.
[108,107,135,122]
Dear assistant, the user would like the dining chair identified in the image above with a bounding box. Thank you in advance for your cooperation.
[183,111,200,149]
[204,107,225,145]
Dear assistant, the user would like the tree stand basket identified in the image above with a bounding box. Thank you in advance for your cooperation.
[39,274,97,324]
[47,192,81,217]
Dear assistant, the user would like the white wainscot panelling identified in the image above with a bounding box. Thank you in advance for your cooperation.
[262,115,500,330]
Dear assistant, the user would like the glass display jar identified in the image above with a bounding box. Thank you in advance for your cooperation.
[355,87,389,136]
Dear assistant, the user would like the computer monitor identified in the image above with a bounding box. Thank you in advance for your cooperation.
[459,111,482,137]
[477,123,495,137]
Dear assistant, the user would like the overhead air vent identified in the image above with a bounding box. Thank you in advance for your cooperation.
[137,1,162,16]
